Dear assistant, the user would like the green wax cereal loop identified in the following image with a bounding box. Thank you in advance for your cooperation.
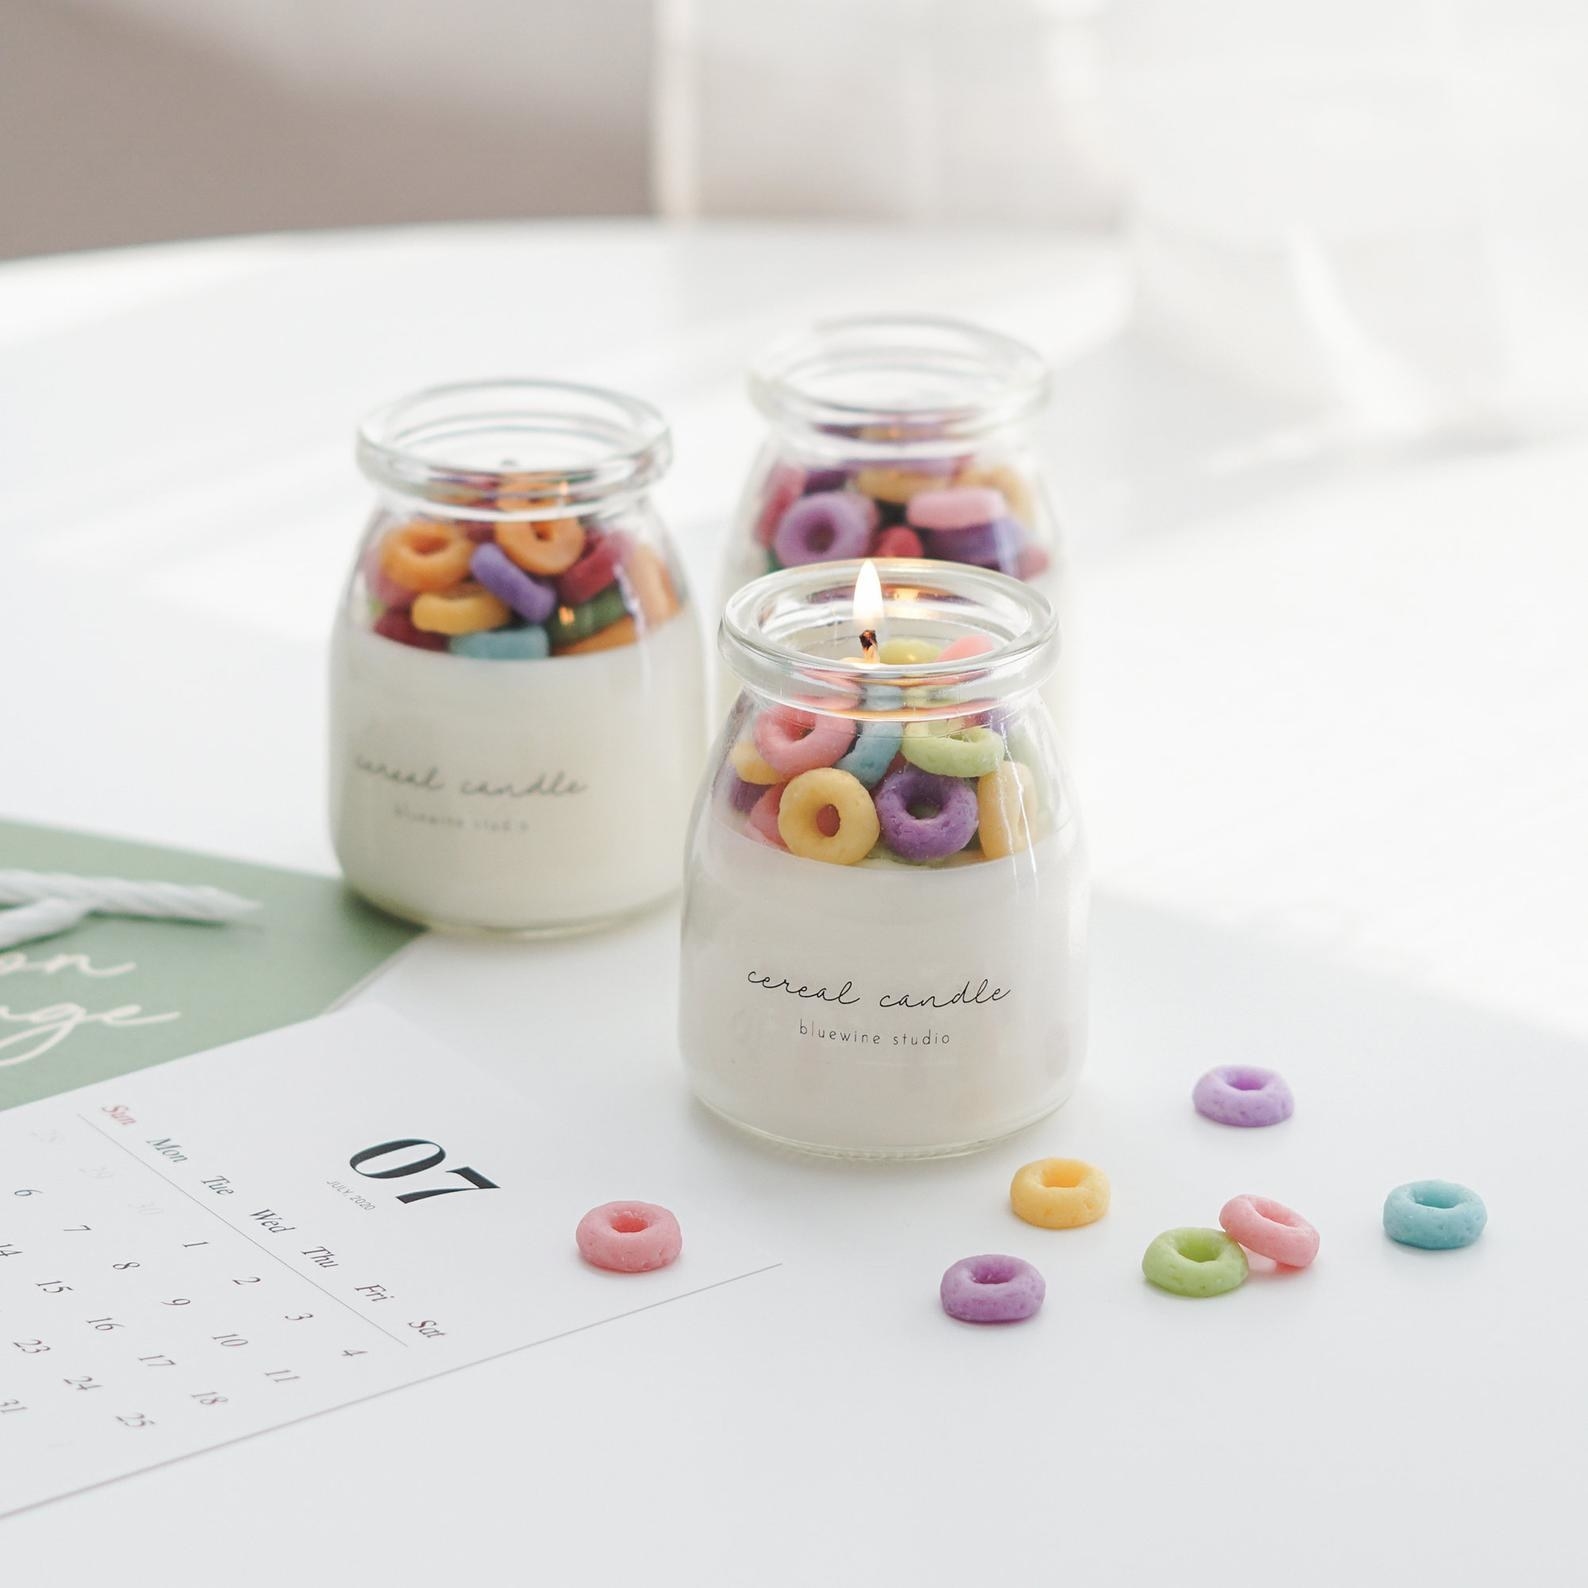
[548,584,628,647]
[900,723,1006,779]
[1141,1227,1248,1298]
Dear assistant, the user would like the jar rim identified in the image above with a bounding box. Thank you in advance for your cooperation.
[357,378,672,518]
[748,315,1050,452]
[721,559,1059,713]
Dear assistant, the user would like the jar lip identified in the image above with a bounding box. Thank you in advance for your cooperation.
[721,559,1059,712]
[748,315,1050,452]
[357,378,672,518]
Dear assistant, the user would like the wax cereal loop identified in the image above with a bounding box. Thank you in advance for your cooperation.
[411,582,512,636]
[907,486,1008,533]
[561,615,639,654]
[755,705,856,777]
[496,515,587,576]
[1010,1158,1110,1230]
[747,783,787,848]
[854,465,947,505]
[834,719,904,788]
[575,1201,683,1273]
[773,492,877,568]
[901,722,1005,778]
[1192,1066,1295,1128]
[621,542,680,627]
[874,765,978,862]
[469,541,557,624]
[777,767,879,865]
[1142,1228,1249,1298]
[977,762,1037,860]
[450,626,550,661]
[730,739,784,785]
[877,637,942,665]
[1219,1194,1319,1268]
[956,462,1035,526]
[1382,1181,1487,1250]
[939,1253,1045,1324]
[380,519,475,593]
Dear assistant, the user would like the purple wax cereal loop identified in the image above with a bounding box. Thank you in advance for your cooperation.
[470,541,558,624]
[772,491,877,567]
[940,1253,1045,1324]
[875,765,979,862]
[1192,1065,1295,1128]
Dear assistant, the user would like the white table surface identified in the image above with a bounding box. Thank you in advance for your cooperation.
[3,222,1586,1585]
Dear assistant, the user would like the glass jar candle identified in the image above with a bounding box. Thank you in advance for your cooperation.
[681,558,1088,1159]
[329,379,704,935]
[721,315,1070,726]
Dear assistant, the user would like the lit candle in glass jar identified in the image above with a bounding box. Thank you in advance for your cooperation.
[679,558,1088,1159]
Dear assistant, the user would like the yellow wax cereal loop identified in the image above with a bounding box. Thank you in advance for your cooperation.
[777,768,879,865]
[978,761,1037,860]
[956,462,1035,527]
[730,740,784,785]
[877,637,943,666]
[410,582,512,635]
[854,466,944,505]
[1010,1158,1110,1229]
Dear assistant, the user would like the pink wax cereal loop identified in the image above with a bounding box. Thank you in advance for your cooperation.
[755,462,806,549]
[575,1201,683,1273]
[1219,1194,1320,1269]
[872,525,924,560]
[754,704,855,776]
[907,487,1009,533]
[937,634,997,663]
[748,783,788,848]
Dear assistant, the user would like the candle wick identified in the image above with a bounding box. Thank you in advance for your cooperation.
[859,630,878,662]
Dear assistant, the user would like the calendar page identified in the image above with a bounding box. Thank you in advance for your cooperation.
[0,1005,778,1517]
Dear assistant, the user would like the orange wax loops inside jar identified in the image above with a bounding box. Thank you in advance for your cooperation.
[380,519,474,591]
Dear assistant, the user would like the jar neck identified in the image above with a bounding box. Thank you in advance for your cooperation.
[721,560,1058,716]
[749,315,1049,460]
[357,379,671,519]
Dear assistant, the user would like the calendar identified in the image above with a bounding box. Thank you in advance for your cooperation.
[0,1005,777,1517]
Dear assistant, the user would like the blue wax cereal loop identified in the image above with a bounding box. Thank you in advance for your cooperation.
[835,721,904,787]
[1382,1180,1487,1250]
[450,626,551,661]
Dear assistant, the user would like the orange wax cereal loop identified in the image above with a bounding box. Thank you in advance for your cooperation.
[559,615,639,655]
[777,767,878,865]
[410,582,511,636]
[379,519,475,593]
[978,761,1037,859]
[496,516,586,576]
[1010,1158,1110,1229]
[621,542,681,627]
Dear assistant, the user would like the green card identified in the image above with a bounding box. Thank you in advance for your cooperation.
[0,821,421,1110]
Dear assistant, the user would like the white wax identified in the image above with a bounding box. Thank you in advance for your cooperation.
[680,816,1087,1156]
[329,613,704,932]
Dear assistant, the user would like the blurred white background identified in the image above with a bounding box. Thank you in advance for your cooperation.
[6,0,1588,434]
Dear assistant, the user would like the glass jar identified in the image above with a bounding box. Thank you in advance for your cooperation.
[680,558,1088,1159]
[722,315,1070,726]
[329,379,704,935]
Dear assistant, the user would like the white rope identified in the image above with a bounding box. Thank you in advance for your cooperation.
[0,898,94,951]
[0,871,261,924]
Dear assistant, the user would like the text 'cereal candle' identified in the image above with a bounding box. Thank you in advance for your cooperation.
[679,558,1088,1159]
[329,380,704,935]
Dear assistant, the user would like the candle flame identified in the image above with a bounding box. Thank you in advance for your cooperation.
[853,560,884,645]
